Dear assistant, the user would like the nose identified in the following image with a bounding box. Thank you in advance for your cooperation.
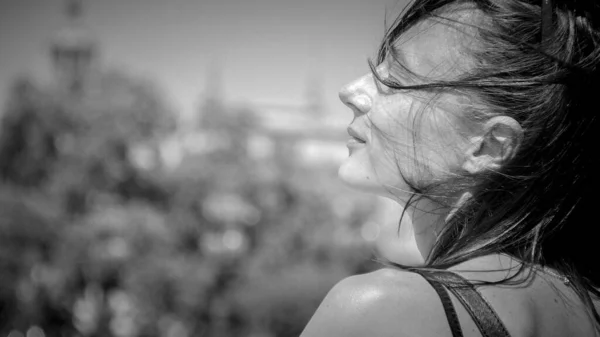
[339,74,373,115]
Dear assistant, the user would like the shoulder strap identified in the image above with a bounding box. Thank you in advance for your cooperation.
[423,270,512,337]
[419,274,465,337]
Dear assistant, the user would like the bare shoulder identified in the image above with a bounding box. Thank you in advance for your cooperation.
[300,268,452,337]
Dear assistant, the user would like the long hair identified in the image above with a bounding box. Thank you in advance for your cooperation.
[370,0,600,328]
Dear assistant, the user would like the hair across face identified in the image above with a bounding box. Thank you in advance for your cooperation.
[367,0,600,266]
[338,6,509,266]
[338,11,480,204]
[341,0,600,325]
[352,0,600,328]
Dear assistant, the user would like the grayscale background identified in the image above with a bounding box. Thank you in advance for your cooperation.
[0,1,407,336]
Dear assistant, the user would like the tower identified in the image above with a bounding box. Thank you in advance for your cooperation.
[205,58,224,104]
[304,72,324,117]
[196,59,226,129]
[50,0,96,97]
[304,41,326,118]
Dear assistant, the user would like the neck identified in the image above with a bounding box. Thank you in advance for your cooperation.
[404,198,448,263]
[379,195,448,266]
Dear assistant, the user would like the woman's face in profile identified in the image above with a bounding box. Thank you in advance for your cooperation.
[338,15,474,204]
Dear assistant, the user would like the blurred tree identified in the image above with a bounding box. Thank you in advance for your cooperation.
[0,78,73,187]
[0,70,175,214]
[47,69,176,212]
[0,188,76,336]
[0,65,381,337]
[0,69,176,335]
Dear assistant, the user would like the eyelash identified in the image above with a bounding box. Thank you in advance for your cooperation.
[369,52,408,91]
[378,62,406,89]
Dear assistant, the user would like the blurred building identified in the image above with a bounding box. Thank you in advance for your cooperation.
[163,67,348,172]
[45,0,395,257]
[44,0,176,180]
[246,81,348,167]
[37,0,351,178]
[50,0,96,98]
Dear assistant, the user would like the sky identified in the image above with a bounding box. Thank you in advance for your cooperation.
[0,0,408,123]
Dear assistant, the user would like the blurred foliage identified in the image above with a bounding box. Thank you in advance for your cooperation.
[0,73,379,337]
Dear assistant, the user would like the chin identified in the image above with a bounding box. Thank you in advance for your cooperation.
[338,158,413,204]
[337,158,381,194]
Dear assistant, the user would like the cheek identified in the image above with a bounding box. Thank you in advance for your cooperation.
[368,100,420,181]
[369,102,464,184]
[415,112,467,174]
[368,133,408,184]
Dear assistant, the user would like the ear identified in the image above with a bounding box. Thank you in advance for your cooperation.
[463,116,523,174]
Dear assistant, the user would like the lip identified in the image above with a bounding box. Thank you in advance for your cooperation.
[347,126,367,143]
[346,138,366,149]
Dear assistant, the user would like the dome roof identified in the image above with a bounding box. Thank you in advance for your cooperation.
[51,0,96,51]
[51,25,96,51]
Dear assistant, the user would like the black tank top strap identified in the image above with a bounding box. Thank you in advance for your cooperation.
[412,269,512,337]
[419,272,465,337]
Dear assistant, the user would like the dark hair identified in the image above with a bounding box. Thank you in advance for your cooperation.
[370,0,600,330]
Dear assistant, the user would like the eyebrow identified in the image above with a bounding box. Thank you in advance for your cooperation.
[390,45,407,64]
[387,46,418,83]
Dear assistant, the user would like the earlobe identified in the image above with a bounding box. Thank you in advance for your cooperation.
[462,116,523,174]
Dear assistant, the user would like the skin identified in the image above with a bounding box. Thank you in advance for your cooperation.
[301,8,600,337]
[337,13,482,265]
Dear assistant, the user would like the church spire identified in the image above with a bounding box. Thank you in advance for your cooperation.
[305,43,325,117]
[305,71,324,117]
[206,58,224,104]
[67,0,83,21]
[51,0,96,97]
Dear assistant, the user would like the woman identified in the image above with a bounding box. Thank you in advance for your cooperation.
[301,0,600,336]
